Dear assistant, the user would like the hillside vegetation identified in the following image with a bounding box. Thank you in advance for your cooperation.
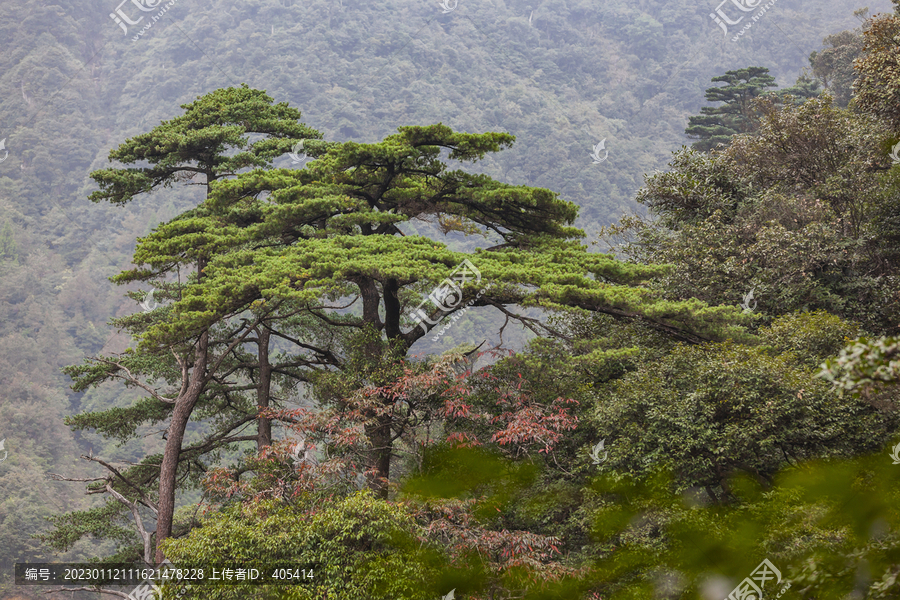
[1,0,899,599]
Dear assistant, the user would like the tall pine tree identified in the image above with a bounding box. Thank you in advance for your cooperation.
[52,85,321,565]
[56,88,750,567]
[685,66,777,151]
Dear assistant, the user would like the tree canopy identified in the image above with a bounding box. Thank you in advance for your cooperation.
[51,85,750,573]
[684,67,778,152]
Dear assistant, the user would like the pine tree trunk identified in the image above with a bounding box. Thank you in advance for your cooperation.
[366,413,393,499]
[257,326,272,450]
[154,330,209,565]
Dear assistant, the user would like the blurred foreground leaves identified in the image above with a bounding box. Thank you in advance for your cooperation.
[157,442,900,599]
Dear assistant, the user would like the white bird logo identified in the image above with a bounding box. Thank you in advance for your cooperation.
[0,439,7,463]
[589,139,608,163]
[442,589,456,600]
[0,138,8,163]
[589,439,607,464]
[290,438,305,462]
[291,438,319,467]
[890,442,900,465]
[740,289,757,313]
[289,140,306,164]
[439,0,458,13]
[140,288,158,312]
[890,141,900,165]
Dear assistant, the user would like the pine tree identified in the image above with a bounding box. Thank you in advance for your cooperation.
[54,85,321,566]
[57,90,750,568]
[776,73,822,104]
[685,67,778,151]
[135,120,748,507]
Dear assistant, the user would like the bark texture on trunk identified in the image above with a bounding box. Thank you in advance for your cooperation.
[256,326,272,451]
[154,330,209,565]
[366,413,393,499]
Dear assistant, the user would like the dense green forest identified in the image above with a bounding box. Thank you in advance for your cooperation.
[1,0,900,598]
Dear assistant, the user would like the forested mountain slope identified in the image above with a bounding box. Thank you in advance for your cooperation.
[0,0,896,598]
